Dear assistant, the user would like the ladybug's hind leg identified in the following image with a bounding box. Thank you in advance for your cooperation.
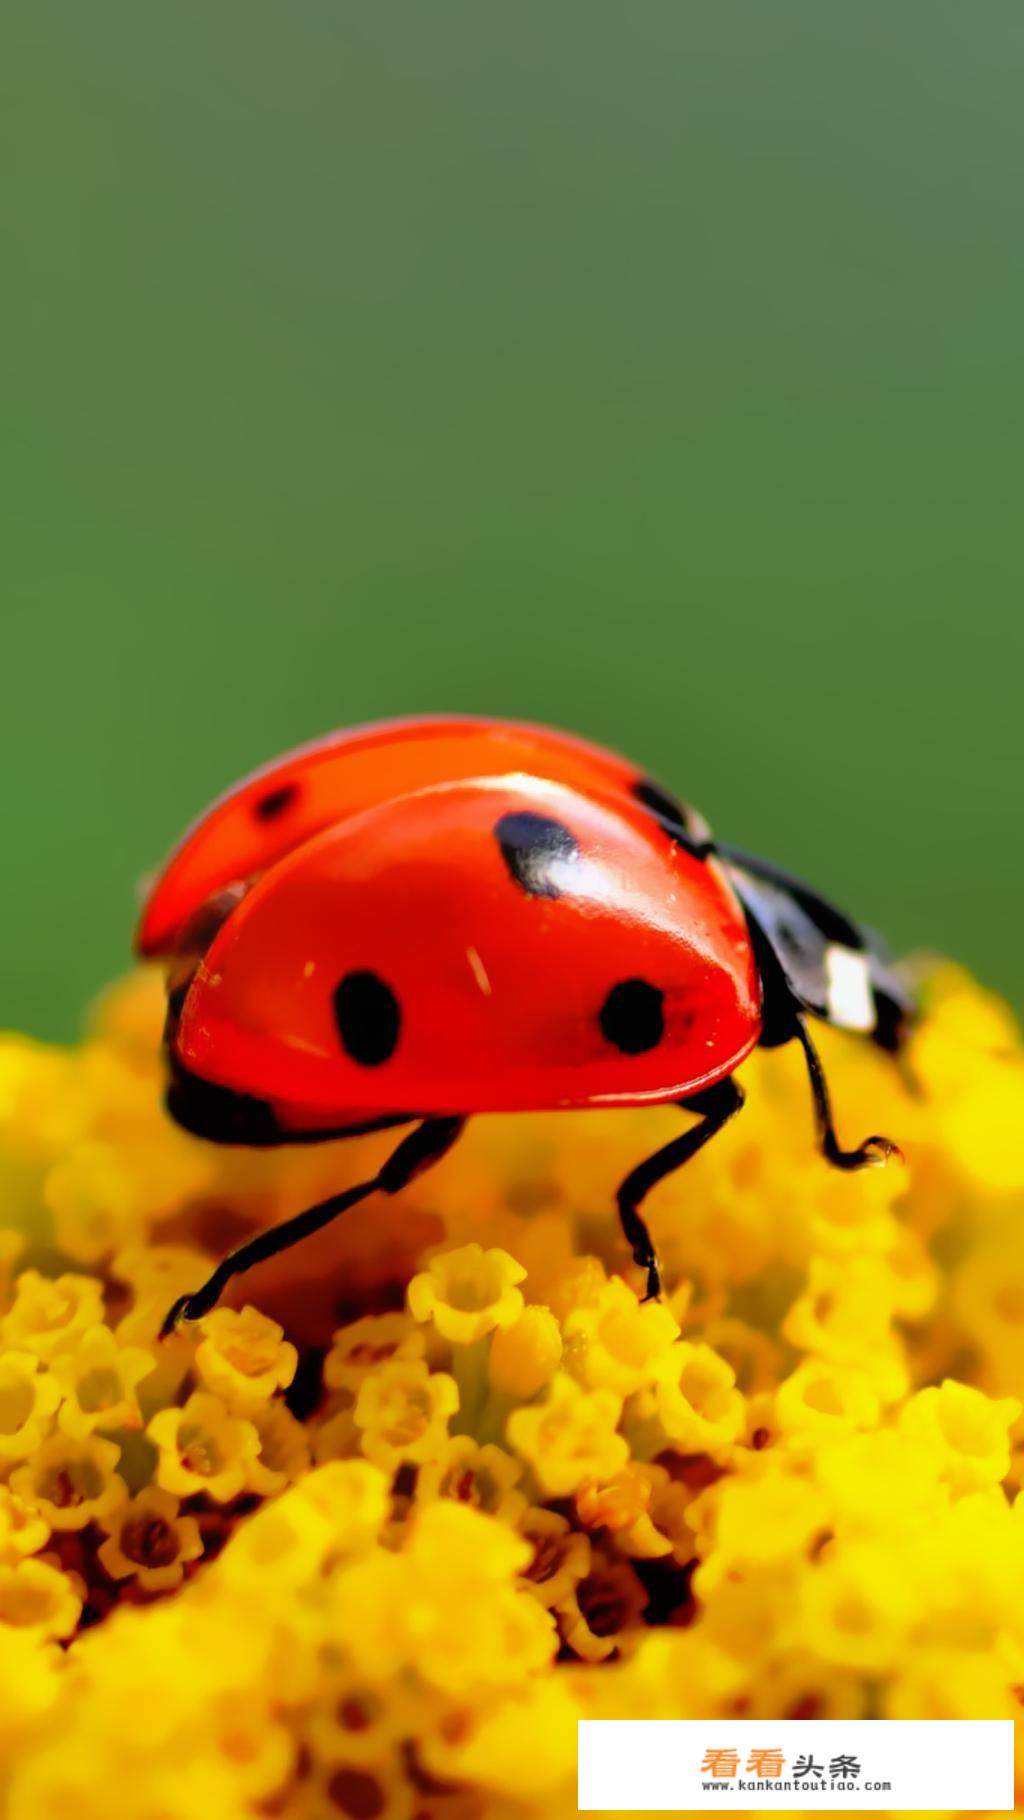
[615,1076,745,1301]
[160,1116,466,1334]
[792,1015,901,1170]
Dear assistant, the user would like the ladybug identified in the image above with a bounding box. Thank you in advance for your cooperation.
[137,716,912,1333]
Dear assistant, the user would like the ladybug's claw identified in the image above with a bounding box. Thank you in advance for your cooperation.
[861,1134,903,1167]
[616,1077,743,1308]
[638,1255,663,1302]
[160,1283,221,1338]
[159,1294,195,1339]
[826,1132,903,1172]
[795,1020,905,1177]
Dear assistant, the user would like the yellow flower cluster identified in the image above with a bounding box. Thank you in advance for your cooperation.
[0,960,1020,1817]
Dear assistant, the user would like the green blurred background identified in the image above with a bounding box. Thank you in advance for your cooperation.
[4,2,1022,1039]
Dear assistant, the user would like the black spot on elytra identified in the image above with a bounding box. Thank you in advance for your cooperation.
[599,978,665,1054]
[632,777,692,841]
[253,781,299,823]
[333,971,401,1066]
[494,811,580,899]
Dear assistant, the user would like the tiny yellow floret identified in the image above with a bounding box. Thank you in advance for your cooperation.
[408,1243,526,1343]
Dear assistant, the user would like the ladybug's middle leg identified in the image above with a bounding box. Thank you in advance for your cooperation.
[615,1076,745,1300]
[792,1016,901,1170]
[160,1115,466,1334]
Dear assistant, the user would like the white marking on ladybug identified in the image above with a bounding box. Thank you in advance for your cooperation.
[466,945,492,996]
[825,946,874,1031]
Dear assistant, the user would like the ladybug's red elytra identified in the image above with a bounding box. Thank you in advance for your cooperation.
[138,716,912,1333]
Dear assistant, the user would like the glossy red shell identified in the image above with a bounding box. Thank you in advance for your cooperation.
[138,719,762,1119]
[137,717,652,959]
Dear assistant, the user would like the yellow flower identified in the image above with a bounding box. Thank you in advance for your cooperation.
[311,1394,359,1465]
[885,1222,940,1321]
[304,1757,415,1820]
[194,1305,298,1407]
[0,1558,81,1641]
[353,1359,459,1471]
[215,1462,389,1602]
[110,1244,216,1355]
[420,1674,580,1799]
[10,1433,126,1530]
[305,1676,419,1768]
[1,1270,104,1361]
[0,1036,81,1155]
[813,1428,943,1538]
[1,955,1024,1810]
[506,1372,628,1496]
[338,1503,557,1694]
[0,1351,61,1462]
[953,1244,1024,1392]
[547,1254,610,1323]
[97,1487,202,1593]
[653,1340,746,1456]
[208,1699,296,1805]
[699,1315,782,1397]
[246,1400,312,1495]
[518,1506,591,1607]
[42,1141,139,1265]
[900,1379,1020,1496]
[488,1304,563,1399]
[621,1462,697,1562]
[407,1243,526,1344]
[0,1625,62,1762]
[557,1549,649,1662]
[416,1436,528,1525]
[111,1243,214,1305]
[886,1643,1021,1721]
[775,1360,880,1446]
[692,1456,831,1568]
[942,1056,1024,1192]
[797,1542,922,1672]
[285,1458,391,1553]
[576,1461,678,1560]
[0,1230,26,1311]
[563,1275,679,1394]
[9,1740,251,1820]
[784,1255,907,1402]
[148,1391,261,1502]
[323,1311,425,1391]
[0,1487,50,1562]
[51,1325,153,1437]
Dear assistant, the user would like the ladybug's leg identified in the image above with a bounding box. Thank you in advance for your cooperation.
[160,1116,466,1334]
[615,1077,745,1300]
[793,1015,901,1169]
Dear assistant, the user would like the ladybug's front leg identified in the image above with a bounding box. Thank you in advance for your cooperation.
[160,1116,466,1334]
[615,1076,745,1300]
